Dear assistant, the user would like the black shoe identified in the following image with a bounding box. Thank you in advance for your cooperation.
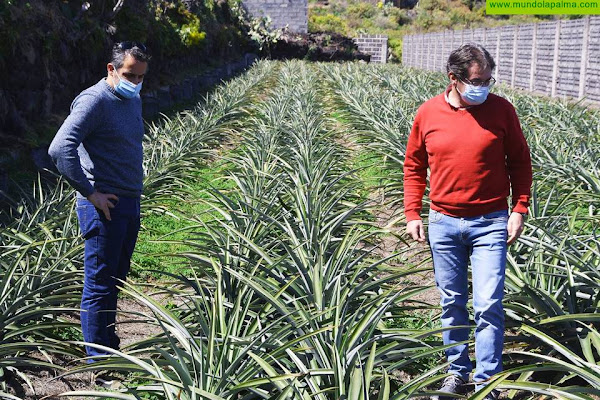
[482,389,499,400]
[431,375,468,400]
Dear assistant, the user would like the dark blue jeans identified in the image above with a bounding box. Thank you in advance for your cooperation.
[76,196,140,361]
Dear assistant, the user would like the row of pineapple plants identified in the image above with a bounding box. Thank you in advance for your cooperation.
[0,60,277,399]
[321,62,600,397]
[59,60,457,399]
[1,59,598,399]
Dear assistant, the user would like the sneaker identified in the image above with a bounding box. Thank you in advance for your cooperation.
[482,389,500,400]
[95,373,123,389]
[431,375,468,400]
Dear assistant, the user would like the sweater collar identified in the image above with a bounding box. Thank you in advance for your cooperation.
[444,84,473,110]
[101,78,127,100]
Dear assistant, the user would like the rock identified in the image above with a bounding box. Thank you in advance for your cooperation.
[31,145,58,173]
[22,42,36,65]
[0,169,8,196]
[0,90,9,127]
[14,90,43,117]
[244,53,259,67]
[42,87,54,117]
[170,83,183,103]
[225,63,233,77]
[191,76,202,94]
[213,67,226,80]
[201,73,218,88]
[142,94,160,120]
[4,102,28,134]
[182,79,193,100]
[157,87,172,111]
[230,61,240,75]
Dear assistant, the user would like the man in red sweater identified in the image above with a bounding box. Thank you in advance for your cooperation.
[403,43,532,400]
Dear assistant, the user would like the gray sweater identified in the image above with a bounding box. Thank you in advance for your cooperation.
[48,78,144,198]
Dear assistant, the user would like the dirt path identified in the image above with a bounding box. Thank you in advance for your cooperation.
[364,184,439,306]
[4,294,165,399]
[328,109,439,308]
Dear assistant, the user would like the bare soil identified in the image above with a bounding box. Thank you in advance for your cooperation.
[363,175,440,308]
[4,295,164,399]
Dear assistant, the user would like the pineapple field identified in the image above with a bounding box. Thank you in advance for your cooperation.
[0,60,599,399]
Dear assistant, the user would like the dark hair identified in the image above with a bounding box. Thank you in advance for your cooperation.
[446,43,495,80]
[110,42,151,70]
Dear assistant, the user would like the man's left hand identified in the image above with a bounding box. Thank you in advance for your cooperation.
[507,212,525,245]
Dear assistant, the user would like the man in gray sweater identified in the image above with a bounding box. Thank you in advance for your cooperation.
[48,42,150,373]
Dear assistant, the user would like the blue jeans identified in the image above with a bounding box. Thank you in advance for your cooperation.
[76,196,140,361]
[427,208,508,390]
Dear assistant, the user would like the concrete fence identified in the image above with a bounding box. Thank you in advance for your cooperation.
[402,16,600,103]
[354,35,388,64]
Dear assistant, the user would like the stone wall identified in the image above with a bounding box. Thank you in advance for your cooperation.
[0,54,260,194]
[140,54,259,120]
[353,35,388,64]
[402,16,600,103]
[242,0,308,33]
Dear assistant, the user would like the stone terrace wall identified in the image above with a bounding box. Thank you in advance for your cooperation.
[242,0,308,33]
[402,16,600,103]
[353,35,388,64]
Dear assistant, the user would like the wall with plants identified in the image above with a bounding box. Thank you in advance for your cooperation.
[0,0,255,164]
[308,0,577,63]
[309,0,411,62]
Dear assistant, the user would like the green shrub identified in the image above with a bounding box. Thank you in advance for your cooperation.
[448,4,485,28]
[387,7,411,25]
[308,13,348,34]
[389,37,402,62]
[180,18,208,47]
[114,5,151,42]
[417,0,451,12]
[346,2,377,19]
[309,5,331,16]
[373,15,397,30]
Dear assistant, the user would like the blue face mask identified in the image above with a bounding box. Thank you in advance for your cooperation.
[456,82,490,105]
[113,71,142,99]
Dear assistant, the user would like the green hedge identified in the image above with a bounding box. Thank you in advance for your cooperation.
[0,0,252,79]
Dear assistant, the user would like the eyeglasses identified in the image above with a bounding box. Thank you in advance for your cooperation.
[460,76,496,88]
[117,41,148,54]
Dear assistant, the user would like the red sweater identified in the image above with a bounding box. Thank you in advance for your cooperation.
[403,85,532,222]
